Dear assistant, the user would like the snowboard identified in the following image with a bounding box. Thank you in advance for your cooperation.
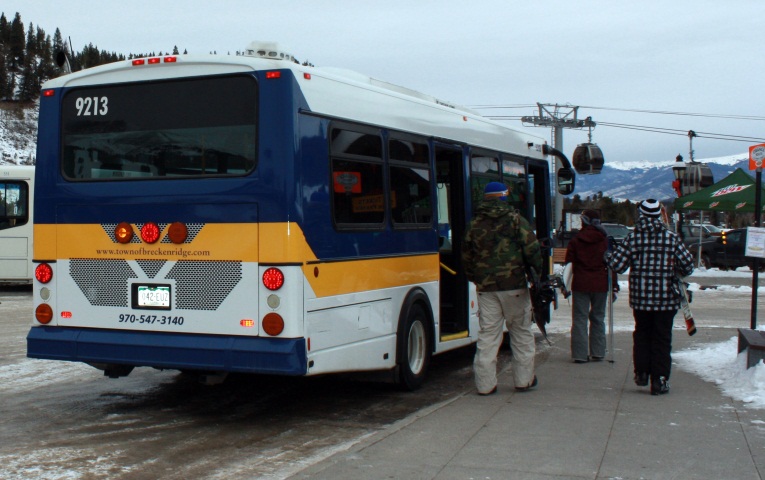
[677,279,696,336]
[661,203,697,336]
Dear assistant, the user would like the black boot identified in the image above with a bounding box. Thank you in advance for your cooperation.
[650,376,670,395]
[634,372,649,387]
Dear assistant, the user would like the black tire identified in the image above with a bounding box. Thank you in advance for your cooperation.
[396,302,431,391]
[700,254,712,269]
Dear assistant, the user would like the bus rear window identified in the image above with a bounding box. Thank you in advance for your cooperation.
[61,75,258,180]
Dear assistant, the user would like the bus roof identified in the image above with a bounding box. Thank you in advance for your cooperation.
[43,49,547,158]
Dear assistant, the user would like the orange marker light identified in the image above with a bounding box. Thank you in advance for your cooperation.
[240,319,255,328]
[262,313,284,336]
[115,222,134,244]
[167,222,188,244]
[36,304,53,324]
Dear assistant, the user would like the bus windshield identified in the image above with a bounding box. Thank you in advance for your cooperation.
[61,75,258,180]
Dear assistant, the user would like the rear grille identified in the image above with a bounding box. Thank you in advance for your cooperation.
[167,261,242,310]
[70,259,242,310]
[70,259,137,307]
[136,259,166,279]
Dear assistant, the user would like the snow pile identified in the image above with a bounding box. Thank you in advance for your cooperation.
[675,335,765,409]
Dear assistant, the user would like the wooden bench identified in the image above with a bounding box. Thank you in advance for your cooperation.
[737,328,765,369]
[552,248,567,264]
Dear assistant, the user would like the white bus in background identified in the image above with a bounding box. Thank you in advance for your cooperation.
[0,164,34,285]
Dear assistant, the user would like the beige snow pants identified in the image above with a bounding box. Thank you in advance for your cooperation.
[474,288,535,393]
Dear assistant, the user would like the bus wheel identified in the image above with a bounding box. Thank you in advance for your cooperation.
[396,303,431,391]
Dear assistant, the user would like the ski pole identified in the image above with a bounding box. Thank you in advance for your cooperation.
[607,236,615,364]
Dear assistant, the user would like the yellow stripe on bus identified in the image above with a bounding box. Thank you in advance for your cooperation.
[35,222,318,263]
[34,222,439,298]
[302,254,439,297]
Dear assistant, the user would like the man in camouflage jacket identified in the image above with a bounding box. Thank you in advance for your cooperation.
[462,182,542,395]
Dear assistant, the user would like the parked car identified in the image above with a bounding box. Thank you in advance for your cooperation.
[680,223,723,247]
[687,228,764,271]
[601,223,630,244]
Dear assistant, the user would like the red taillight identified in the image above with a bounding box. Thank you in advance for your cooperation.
[132,59,145,66]
[164,56,177,63]
[42,89,55,97]
[303,73,311,80]
[266,71,281,79]
[262,267,284,291]
[141,222,160,244]
[262,312,284,336]
[167,222,187,244]
[148,57,160,64]
[35,304,53,324]
[115,222,134,244]
[35,263,53,284]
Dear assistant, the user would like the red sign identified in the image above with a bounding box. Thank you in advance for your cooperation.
[749,143,765,170]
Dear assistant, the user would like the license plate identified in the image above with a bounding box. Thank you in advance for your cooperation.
[136,285,171,309]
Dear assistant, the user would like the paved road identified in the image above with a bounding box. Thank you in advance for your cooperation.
[0,274,761,479]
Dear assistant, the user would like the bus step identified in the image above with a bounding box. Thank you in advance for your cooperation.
[440,330,469,342]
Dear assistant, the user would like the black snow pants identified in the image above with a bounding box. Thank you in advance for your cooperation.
[632,309,676,379]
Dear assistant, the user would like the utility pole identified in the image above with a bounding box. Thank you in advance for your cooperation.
[522,103,595,232]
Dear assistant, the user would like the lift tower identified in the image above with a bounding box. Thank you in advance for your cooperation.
[522,103,595,231]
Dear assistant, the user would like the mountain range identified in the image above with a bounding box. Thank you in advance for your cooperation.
[571,153,752,202]
[0,102,754,202]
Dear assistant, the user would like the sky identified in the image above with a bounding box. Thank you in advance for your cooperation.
[2,1,765,165]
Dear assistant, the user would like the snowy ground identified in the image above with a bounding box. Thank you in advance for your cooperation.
[551,264,765,410]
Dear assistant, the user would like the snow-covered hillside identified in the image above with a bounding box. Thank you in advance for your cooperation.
[0,102,37,165]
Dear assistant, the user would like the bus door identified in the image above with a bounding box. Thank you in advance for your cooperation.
[435,144,468,338]
[525,159,553,253]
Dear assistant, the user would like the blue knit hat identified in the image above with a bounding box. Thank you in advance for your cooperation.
[484,182,508,201]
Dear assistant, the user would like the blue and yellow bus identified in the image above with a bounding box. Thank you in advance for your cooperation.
[24,42,572,389]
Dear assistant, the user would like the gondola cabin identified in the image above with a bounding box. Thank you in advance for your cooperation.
[681,162,714,196]
[572,143,604,175]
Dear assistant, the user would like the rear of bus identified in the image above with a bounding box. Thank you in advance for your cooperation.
[27,55,310,378]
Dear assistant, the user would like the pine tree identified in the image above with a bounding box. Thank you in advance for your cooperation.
[8,12,25,70]
[0,55,8,100]
[17,56,37,101]
[0,13,9,45]
[25,22,36,58]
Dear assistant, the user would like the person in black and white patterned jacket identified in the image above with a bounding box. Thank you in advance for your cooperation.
[605,199,694,396]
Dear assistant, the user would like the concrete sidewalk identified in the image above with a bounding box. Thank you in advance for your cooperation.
[290,328,765,479]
